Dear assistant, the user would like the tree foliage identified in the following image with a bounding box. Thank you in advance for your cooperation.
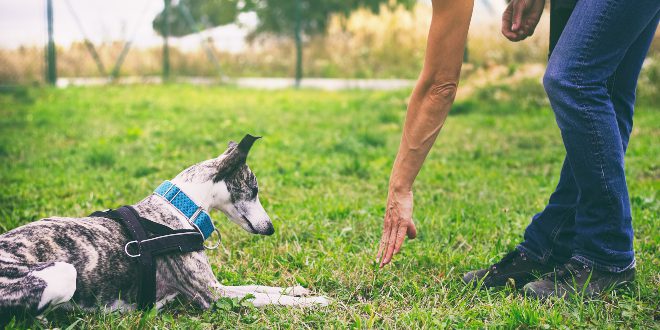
[153,0,416,38]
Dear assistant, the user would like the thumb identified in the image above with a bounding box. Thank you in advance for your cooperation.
[407,221,417,239]
[512,0,525,31]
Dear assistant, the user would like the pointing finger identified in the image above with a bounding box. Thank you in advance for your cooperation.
[376,217,392,262]
[381,223,400,267]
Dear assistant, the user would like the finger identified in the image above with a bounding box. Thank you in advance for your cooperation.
[393,225,408,254]
[508,29,526,42]
[380,226,397,267]
[501,3,514,37]
[381,223,400,267]
[524,17,539,36]
[376,219,391,262]
[503,27,520,41]
[511,0,526,31]
[504,33,521,42]
[518,20,532,36]
[376,237,386,263]
[407,221,417,239]
[376,211,392,261]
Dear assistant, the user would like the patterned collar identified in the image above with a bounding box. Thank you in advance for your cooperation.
[153,181,214,240]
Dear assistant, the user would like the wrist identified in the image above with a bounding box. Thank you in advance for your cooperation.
[389,182,412,194]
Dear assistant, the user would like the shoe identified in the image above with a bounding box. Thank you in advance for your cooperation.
[523,258,635,299]
[462,249,555,289]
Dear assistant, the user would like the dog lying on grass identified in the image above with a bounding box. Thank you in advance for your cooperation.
[0,135,328,320]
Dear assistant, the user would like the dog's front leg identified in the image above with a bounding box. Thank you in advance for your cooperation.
[218,285,312,297]
[172,254,329,309]
[159,253,219,310]
[210,283,329,308]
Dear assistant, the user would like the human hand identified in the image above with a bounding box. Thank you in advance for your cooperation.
[502,0,546,42]
[376,188,417,268]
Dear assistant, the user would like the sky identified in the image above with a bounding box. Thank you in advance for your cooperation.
[0,0,504,52]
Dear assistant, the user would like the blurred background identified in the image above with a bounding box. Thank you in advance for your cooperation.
[1,0,656,95]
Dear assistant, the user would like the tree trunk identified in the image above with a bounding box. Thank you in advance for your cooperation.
[163,0,171,82]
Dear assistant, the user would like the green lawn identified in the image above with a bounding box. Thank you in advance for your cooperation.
[0,84,658,329]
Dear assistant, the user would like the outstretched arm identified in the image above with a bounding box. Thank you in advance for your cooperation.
[377,0,474,268]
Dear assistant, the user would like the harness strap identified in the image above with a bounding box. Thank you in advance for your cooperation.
[90,206,205,310]
[90,209,195,237]
[117,206,156,310]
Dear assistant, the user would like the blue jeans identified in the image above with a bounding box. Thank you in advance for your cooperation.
[517,0,660,272]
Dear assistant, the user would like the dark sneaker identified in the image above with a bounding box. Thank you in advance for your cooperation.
[523,258,635,299]
[462,250,555,289]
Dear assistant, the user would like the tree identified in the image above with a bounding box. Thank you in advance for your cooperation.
[153,0,415,86]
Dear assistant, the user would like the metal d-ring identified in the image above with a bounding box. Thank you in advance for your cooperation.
[204,229,222,250]
[124,241,141,258]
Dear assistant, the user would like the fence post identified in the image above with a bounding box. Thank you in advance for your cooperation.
[45,0,57,85]
[294,0,302,88]
[162,0,171,82]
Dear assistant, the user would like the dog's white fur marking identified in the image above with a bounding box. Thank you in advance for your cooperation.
[222,285,311,296]
[156,293,179,310]
[208,181,233,212]
[215,284,329,307]
[171,179,216,212]
[249,292,330,307]
[105,299,137,313]
[33,262,77,310]
[283,285,312,297]
[240,197,272,233]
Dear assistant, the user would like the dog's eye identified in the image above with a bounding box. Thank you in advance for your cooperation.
[252,187,258,196]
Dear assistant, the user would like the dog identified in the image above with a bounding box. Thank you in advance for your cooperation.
[0,134,328,319]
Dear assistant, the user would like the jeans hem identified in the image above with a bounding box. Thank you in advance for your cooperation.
[572,254,636,273]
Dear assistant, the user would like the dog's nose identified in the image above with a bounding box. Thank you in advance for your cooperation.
[263,223,274,236]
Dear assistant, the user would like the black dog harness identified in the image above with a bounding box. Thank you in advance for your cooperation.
[90,206,206,309]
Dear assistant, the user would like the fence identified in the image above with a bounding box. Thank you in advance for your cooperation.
[1,1,658,87]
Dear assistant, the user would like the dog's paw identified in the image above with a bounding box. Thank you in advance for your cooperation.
[307,296,330,307]
[284,285,311,297]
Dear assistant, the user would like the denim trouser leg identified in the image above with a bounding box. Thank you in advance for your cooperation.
[521,0,660,272]
[518,157,577,264]
[517,1,579,265]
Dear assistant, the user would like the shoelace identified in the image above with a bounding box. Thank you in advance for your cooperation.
[490,250,527,274]
[546,260,591,280]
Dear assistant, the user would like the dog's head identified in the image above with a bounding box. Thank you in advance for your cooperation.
[171,134,274,235]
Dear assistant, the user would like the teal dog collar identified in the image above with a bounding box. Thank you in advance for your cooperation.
[153,181,215,240]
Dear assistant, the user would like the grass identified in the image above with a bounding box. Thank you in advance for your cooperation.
[0,83,658,329]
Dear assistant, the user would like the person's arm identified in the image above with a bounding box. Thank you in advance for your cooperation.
[376,0,474,268]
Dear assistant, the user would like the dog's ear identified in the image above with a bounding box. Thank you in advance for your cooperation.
[237,134,261,156]
[214,134,261,182]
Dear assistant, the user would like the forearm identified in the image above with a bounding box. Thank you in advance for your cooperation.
[389,82,453,192]
[389,0,474,192]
